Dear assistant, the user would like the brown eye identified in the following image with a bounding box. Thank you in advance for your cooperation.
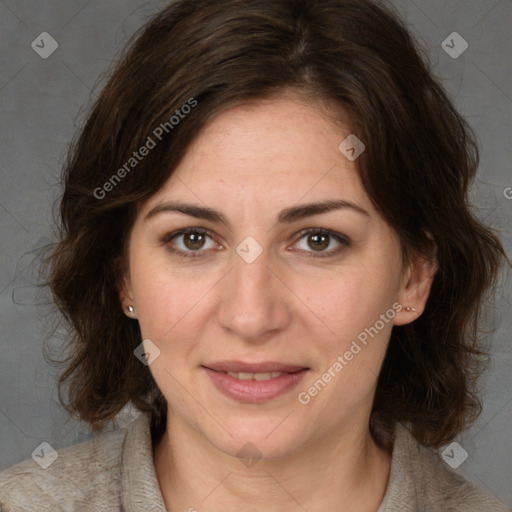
[164,228,218,258]
[307,233,330,251]
[293,229,350,258]
[183,232,206,250]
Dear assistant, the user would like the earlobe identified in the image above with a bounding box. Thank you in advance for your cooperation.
[119,277,137,319]
[394,249,438,326]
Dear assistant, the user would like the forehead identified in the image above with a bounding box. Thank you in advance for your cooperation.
[184,95,351,170]
[142,94,372,215]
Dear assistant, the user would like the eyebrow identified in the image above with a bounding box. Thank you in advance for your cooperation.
[144,199,369,225]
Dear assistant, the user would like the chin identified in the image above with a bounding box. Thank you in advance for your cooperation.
[204,416,306,462]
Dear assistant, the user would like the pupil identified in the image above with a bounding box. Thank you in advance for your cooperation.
[309,233,328,251]
[185,233,204,249]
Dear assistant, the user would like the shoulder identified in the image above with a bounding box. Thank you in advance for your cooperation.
[381,423,510,512]
[0,413,149,512]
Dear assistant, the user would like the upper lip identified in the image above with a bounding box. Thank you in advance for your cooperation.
[203,361,308,373]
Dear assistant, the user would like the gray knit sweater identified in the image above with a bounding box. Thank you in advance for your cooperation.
[0,412,508,511]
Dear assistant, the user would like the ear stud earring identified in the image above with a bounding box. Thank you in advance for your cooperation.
[128,305,135,313]
[404,306,416,312]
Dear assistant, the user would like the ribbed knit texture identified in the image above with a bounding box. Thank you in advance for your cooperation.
[0,412,508,511]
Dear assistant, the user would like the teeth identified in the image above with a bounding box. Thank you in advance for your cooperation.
[226,371,284,380]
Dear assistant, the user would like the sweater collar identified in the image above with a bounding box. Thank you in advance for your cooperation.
[118,413,418,512]
[120,412,167,511]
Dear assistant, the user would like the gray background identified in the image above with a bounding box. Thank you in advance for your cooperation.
[1,0,511,507]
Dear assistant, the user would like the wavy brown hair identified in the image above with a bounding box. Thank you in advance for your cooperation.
[43,0,508,448]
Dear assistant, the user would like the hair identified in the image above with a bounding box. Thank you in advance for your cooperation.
[43,0,508,449]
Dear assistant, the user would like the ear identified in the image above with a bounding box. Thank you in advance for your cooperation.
[394,246,438,326]
[117,260,137,319]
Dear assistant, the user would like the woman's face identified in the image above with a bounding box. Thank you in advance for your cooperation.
[121,94,433,459]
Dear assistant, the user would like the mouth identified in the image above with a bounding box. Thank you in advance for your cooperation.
[214,370,299,381]
[203,361,308,374]
[202,362,309,403]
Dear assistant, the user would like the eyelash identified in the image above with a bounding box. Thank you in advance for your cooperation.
[162,227,350,259]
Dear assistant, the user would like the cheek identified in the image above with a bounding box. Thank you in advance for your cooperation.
[295,272,395,413]
[293,260,399,345]
[130,257,221,347]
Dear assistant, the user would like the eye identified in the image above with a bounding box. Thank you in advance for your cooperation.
[292,229,350,258]
[164,228,220,258]
[163,227,350,259]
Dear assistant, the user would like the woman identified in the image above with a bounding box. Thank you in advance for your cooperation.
[0,0,509,510]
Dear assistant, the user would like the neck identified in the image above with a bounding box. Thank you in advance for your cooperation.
[153,412,392,512]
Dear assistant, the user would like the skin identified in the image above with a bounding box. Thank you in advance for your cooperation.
[120,92,437,512]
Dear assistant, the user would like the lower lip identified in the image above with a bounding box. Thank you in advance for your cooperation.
[203,367,308,403]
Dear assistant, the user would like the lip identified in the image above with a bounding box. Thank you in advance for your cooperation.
[202,362,309,403]
[203,361,308,373]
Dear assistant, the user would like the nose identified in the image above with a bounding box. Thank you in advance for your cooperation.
[216,243,292,344]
